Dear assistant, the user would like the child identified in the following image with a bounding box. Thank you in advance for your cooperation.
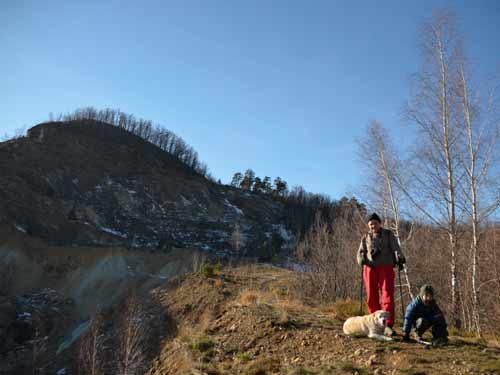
[402,285,449,346]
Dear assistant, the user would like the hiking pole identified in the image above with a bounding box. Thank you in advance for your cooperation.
[359,265,364,315]
[397,263,405,318]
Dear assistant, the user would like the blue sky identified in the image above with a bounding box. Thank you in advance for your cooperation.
[2,1,499,199]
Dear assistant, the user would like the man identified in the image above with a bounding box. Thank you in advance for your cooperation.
[402,285,449,346]
[357,212,405,335]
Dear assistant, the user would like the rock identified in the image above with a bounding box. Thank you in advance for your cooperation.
[366,354,377,366]
[354,348,362,356]
[0,298,16,328]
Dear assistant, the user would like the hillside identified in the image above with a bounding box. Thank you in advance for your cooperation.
[0,120,297,374]
[0,120,293,255]
[145,265,500,375]
[70,264,499,375]
[2,121,498,375]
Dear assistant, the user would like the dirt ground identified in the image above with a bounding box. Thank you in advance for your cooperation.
[145,264,500,375]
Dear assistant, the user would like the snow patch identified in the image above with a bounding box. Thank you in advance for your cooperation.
[98,226,127,238]
[14,224,27,233]
[180,195,192,206]
[201,244,213,252]
[149,273,168,280]
[224,199,244,216]
[57,321,91,355]
[272,224,293,242]
[17,312,32,320]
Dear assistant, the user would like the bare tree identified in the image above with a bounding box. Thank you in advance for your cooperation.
[403,10,464,327]
[31,318,48,375]
[79,313,103,375]
[118,291,149,375]
[455,51,500,334]
[295,206,365,303]
[357,121,414,299]
[231,221,245,257]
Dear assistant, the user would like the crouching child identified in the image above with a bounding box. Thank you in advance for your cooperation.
[402,285,449,346]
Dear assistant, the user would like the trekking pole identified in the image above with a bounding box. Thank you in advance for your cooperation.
[398,264,405,317]
[359,265,364,315]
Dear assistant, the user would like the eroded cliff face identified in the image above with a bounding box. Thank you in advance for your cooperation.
[0,224,204,374]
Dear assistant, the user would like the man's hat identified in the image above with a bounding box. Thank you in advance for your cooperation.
[367,212,381,223]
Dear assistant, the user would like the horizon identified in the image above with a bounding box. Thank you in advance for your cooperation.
[2,1,500,201]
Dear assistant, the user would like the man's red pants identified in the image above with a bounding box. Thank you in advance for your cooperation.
[363,265,395,327]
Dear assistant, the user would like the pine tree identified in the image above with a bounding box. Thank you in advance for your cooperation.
[230,172,243,188]
[241,169,256,190]
[253,177,263,193]
[262,176,272,194]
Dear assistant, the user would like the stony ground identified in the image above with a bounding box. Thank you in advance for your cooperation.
[145,265,500,375]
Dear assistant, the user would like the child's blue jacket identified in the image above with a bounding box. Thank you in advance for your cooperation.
[403,296,445,334]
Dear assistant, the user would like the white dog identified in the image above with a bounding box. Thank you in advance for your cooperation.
[343,310,393,341]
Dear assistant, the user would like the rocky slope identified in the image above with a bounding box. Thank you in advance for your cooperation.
[147,265,500,375]
[0,120,297,374]
[0,120,294,256]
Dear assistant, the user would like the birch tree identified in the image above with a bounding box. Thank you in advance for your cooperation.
[403,11,464,327]
[456,52,500,334]
[118,292,149,375]
[79,314,103,375]
[357,121,414,298]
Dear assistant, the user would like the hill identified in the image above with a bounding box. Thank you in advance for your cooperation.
[0,120,297,373]
[91,265,500,374]
[0,120,293,255]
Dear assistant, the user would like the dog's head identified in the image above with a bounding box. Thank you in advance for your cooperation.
[373,310,390,327]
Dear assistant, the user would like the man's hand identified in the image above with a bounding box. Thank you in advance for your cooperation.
[359,250,368,265]
[396,254,406,270]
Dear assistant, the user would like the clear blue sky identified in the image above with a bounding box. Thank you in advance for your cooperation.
[2,1,499,199]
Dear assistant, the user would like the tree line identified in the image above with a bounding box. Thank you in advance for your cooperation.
[47,107,212,179]
[229,169,288,196]
[230,169,367,241]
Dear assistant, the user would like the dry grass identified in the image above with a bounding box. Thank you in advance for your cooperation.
[321,299,363,321]
[239,290,260,305]
[244,356,281,375]
[147,265,500,375]
[448,327,477,338]
[213,278,224,288]
[239,289,277,306]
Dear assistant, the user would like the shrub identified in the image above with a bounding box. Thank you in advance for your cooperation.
[200,262,223,278]
[200,263,216,278]
[323,299,362,321]
[190,337,215,352]
[244,357,281,375]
